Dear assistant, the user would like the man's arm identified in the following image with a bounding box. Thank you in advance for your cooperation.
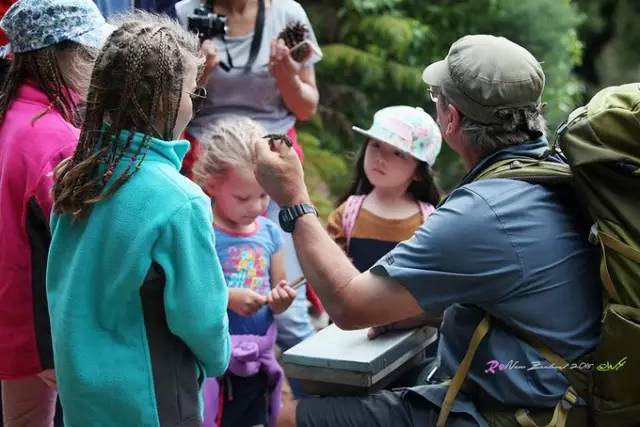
[290,214,423,330]
[253,138,423,330]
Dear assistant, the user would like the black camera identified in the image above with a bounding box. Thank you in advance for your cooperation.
[188,6,228,41]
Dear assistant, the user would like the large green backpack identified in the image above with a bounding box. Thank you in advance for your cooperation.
[436,83,640,427]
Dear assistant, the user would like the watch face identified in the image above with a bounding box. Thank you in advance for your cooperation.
[279,208,294,232]
[279,204,317,232]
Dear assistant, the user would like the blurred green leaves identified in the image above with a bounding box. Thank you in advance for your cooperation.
[299,0,586,206]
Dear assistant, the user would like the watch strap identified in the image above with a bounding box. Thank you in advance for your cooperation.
[280,203,318,232]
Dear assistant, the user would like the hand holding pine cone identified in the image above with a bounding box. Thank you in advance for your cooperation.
[278,21,310,62]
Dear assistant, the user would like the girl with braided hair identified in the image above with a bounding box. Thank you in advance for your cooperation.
[0,1,111,425]
[47,11,230,426]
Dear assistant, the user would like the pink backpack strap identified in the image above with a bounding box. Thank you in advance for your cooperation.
[341,195,366,250]
[418,201,435,222]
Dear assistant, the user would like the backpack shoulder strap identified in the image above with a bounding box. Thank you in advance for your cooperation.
[509,326,583,427]
[436,314,492,427]
[473,157,573,185]
[418,201,435,222]
[436,312,585,427]
[342,195,366,250]
[592,224,640,303]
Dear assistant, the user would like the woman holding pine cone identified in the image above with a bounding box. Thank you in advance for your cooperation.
[176,0,320,169]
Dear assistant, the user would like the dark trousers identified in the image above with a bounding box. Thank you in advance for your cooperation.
[221,372,269,427]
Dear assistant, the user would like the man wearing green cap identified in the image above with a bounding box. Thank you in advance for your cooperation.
[255,35,601,427]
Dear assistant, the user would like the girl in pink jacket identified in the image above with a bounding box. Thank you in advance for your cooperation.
[0,1,111,425]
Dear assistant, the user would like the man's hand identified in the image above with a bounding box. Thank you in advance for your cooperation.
[228,288,266,316]
[253,135,310,207]
[367,313,440,340]
[267,280,297,314]
[367,323,398,340]
[198,39,219,85]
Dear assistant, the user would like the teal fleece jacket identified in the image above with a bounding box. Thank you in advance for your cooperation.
[47,130,230,426]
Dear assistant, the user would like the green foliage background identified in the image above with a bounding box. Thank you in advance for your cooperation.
[296,0,637,217]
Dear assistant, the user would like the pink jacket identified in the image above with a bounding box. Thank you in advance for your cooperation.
[0,81,79,379]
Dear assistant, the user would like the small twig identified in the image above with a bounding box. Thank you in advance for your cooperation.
[264,133,293,148]
[289,276,306,290]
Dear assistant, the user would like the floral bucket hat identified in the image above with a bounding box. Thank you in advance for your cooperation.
[352,105,442,166]
[0,0,114,55]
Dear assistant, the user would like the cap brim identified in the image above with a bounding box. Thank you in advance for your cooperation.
[71,22,115,50]
[422,59,448,86]
[351,126,418,160]
[352,126,376,141]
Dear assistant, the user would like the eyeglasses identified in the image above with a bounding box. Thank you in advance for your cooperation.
[187,86,208,113]
[427,86,440,103]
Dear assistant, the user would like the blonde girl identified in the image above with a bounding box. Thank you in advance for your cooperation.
[194,117,296,427]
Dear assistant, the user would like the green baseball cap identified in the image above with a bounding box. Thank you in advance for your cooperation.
[422,34,545,124]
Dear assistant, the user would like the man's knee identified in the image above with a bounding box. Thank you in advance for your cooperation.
[290,391,419,427]
[277,399,298,427]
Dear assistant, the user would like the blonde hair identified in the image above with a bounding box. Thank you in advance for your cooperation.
[193,116,265,188]
[53,11,203,219]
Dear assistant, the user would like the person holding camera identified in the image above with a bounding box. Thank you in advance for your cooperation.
[176,0,320,166]
[176,0,321,399]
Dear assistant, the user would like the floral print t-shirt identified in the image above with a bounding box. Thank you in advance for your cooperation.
[214,216,283,335]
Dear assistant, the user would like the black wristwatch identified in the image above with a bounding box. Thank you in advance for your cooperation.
[278,203,318,233]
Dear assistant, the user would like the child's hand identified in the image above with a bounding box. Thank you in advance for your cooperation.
[267,280,297,314]
[228,288,267,316]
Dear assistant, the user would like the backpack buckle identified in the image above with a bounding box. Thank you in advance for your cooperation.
[588,223,599,245]
[510,160,524,169]
[555,121,569,137]
[564,387,579,406]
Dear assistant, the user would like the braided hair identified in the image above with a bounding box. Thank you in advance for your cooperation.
[53,12,203,220]
[0,41,94,127]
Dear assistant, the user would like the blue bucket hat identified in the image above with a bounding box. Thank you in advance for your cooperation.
[0,0,114,55]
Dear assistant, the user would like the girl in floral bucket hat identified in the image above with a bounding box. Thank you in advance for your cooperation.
[327,105,442,273]
[0,1,111,425]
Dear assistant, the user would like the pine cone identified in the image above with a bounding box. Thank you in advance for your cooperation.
[278,21,310,62]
